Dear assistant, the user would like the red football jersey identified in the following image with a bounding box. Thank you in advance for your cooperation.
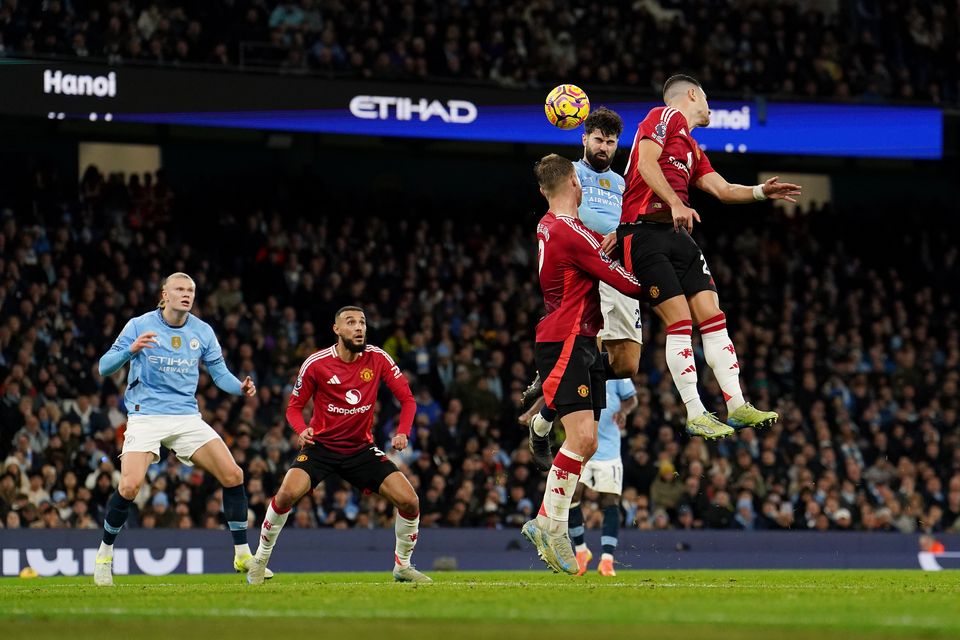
[286,344,415,454]
[621,106,716,224]
[535,212,644,342]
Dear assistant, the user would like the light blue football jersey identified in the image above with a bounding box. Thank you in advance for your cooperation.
[594,378,636,461]
[575,159,625,235]
[105,309,226,415]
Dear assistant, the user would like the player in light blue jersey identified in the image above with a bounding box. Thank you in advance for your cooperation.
[568,378,637,576]
[93,272,258,586]
[522,108,645,471]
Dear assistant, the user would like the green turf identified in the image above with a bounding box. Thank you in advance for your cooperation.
[1,570,959,640]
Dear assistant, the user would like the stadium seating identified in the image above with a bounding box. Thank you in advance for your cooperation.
[1,164,958,536]
[0,0,955,103]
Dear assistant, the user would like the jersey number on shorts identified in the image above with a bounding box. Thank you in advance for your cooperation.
[635,308,642,329]
[700,254,712,276]
[371,446,387,458]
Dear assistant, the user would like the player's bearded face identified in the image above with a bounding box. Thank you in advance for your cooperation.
[584,133,617,171]
[338,315,367,353]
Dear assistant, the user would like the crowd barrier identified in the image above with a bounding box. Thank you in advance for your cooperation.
[2,529,958,576]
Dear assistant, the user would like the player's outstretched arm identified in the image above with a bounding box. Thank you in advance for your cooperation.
[207,359,255,396]
[696,172,802,205]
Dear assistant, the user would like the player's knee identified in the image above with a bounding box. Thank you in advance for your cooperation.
[222,464,244,488]
[572,432,598,459]
[399,493,419,516]
[273,491,295,511]
[584,437,598,459]
[611,357,638,378]
[600,493,620,509]
[118,478,142,500]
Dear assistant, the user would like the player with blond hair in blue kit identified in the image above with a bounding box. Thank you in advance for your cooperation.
[94,272,260,586]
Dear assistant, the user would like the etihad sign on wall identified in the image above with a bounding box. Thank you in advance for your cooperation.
[350,95,477,123]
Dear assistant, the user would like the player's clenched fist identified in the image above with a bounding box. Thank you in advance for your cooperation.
[392,433,408,451]
[130,331,159,353]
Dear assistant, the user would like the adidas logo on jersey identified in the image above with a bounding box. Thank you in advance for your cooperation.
[327,376,341,384]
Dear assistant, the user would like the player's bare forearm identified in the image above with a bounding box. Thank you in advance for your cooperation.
[638,160,682,208]
[713,182,758,204]
[698,173,802,205]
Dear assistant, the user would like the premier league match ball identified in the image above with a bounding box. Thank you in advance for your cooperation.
[544,84,590,130]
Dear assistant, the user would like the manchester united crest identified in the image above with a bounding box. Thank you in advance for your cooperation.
[171,336,182,349]
[296,454,308,462]
[577,385,589,398]
[649,285,660,299]
[360,368,374,382]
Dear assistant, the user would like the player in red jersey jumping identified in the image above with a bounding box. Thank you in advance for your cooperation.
[521,154,647,574]
[246,306,430,584]
[604,74,801,440]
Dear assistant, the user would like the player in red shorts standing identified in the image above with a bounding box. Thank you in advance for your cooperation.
[246,306,430,584]
[522,154,646,574]
[606,74,801,440]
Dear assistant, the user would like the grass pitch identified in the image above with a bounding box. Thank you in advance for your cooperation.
[2,570,958,640]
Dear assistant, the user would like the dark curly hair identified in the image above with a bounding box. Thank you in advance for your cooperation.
[583,106,623,138]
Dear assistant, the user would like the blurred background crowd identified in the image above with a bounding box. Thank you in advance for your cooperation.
[1,160,958,537]
[0,0,956,103]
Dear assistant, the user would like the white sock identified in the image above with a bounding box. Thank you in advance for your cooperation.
[234,543,251,557]
[255,498,291,564]
[97,542,113,558]
[699,313,745,413]
[539,447,584,530]
[575,543,588,553]
[394,510,420,567]
[531,413,552,437]
[665,322,706,418]
[601,553,614,561]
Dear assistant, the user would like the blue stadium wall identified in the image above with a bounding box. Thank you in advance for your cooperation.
[2,530,959,576]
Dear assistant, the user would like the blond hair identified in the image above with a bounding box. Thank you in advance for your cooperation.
[534,154,575,197]
[157,272,196,309]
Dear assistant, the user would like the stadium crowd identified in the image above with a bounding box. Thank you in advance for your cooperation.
[0,0,956,104]
[0,164,958,539]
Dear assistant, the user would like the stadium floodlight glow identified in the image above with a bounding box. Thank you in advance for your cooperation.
[89,112,98,121]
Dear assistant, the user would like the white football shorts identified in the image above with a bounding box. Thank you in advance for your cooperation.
[122,414,220,465]
[580,457,624,495]
[598,281,643,344]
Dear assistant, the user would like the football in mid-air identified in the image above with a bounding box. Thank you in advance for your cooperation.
[544,84,590,130]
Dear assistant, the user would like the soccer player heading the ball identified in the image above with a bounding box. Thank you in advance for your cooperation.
[522,107,644,472]
[522,155,647,574]
[246,306,430,584]
[605,74,802,439]
[94,272,258,586]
